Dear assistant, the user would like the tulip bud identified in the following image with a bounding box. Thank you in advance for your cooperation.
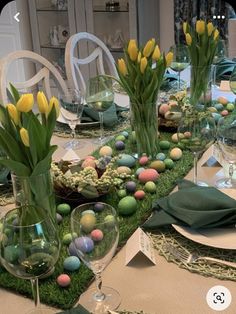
[143,39,155,57]
[196,20,205,35]
[118,58,128,76]
[48,96,60,118]
[16,94,33,112]
[137,51,142,63]
[214,29,219,40]
[127,39,138,61]
[183,22,188,34]
[152,45,161,61]
[20,128,30,147]
[37,91,48,114]
[207,22,214,36]
[165,52,174,67]
[140,57,148,74]
[6,103,19,125]
[185,33,192,46]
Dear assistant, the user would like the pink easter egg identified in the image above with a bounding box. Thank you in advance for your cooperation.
[85,155,96,160]
[139,156,149,166]
[81,159,96,169]
[159,103,170,116]
[134,190,145,200]
[138,168,159,183]
[57,274,71,287]
[91,229,104,241]
[221,110,229,116]
[184,131,191,138]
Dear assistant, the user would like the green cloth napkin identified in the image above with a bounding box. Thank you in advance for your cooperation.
[82,103,128,127]
[143,180,236,230]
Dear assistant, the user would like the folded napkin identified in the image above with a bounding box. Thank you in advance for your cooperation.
[82,103,128,127]
[143,180,236,230]
[216,58,236,81]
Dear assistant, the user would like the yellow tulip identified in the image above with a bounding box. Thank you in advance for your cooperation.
[207,22,214,36]
[48,96,60,118]
[6,103,19,125]
[127,39,138,61]
[214,29,219,40]
[37,91,48,114]
[196,20,205,35]
[185,33,192,46]
[165,52,174,67]
[20,128,30,147]
[183,22,188,34]
[152,45,161,61]
[143,39,155,57]
[140,57,148,74]
[137,51,141,63]
[118,58,128,76]
[16,94,33,112]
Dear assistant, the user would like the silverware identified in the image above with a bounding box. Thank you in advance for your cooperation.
[164,243,236,268]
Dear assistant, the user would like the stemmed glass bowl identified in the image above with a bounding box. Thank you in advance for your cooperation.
[0,206,61,314]
[71,202,120,313]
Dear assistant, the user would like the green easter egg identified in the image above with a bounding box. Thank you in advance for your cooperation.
[115,135,126,142]
[62,233,77,245]
[226,103,234,112]
[144,181,156,193]
[118,196,137,216]
[164,158,175,169]
[159,140,171,150]
[117,189,127,198]
[57,203,71,215]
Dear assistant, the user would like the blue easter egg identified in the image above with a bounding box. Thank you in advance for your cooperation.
[74,236,94,253]
[126,181,136,193]
[156,152,166,161]
[63,256,81,271]
[68,241,79,257]
[214,103,224,111]
[212,112,222,123]
[115,141,125,150]
[94,202,104,212]
[136,167,145,177]
[117,154,136,168]
[121,131,129,138]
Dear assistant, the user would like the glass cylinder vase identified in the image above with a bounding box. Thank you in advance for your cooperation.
[190,65,213,108]
[130,101,158,158]
[11,170,56,222]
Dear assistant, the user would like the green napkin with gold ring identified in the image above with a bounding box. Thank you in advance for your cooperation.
[143,180,236,230]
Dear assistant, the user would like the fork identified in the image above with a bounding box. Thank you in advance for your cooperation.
[164,243,236,268]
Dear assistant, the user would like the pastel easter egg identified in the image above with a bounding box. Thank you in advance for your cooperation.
[171,133,179,143]
[91,229,104,241]
[117,154,136,168]
[94,202,104,212]
[99,146,113,157]
[80,214,96,233]
[207,106,217,113]
[184,131,191,139]
[168,100,178,108]
[156,153,166,161]
[226,103,234,111]
[150,160,166,172]
[62,232,77,245]
[57,203,71,216]
[74,236,94,253]
[118,196,137,216]
[134,190,145,200]
[144,181,156,193]
[117,166,131,175]
[68,242,79,257]
[115,135,126,142]
[138,169,159,183]
[126,181,136,193]
[82,210,95,216]
[56,213,63,224]
[212,112,222,122]
[81,159,96,169]
[136,167,145,177]
[170,148,182,161]
[57,274,71,287]
[63,256,81,271]
[217,96,228,105]
[164,158,175,169]
[117,189,127,198]
[121,131,129,138]
[214,103,224,111]
[84,155,96,160]
[104,215,116,227]
[115,141,125,150]
[159,103,170,116]
[221,110,229,116]
[159,140,171,150]
[139,155,149,166]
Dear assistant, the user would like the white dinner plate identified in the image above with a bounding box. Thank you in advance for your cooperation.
[57,112,100,126]
[172,224,236,250]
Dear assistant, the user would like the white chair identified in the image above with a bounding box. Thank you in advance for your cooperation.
[65,32,118,95]
[0,50,68,104]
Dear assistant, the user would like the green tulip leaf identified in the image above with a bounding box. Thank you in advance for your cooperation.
[9,83,20,103]
[31,145,57,177]
[0,158,30,176]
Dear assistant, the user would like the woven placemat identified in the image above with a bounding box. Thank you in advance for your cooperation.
[0,184,14,206]
[150,226,236,281]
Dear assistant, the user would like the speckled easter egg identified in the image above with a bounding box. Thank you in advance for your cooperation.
[115,141,125,150]
[171,133,179,143]
[144,181,156,193]
[117,154,136,168]
[99,146,113,157]
[159,103,170,116]
[170,147,182,160]
[62,232,77,245]
[56,213,63,224]
[156,152,166,161]
[117,166,131,175]
[63,256,81,271]
[57,274,71,287]
[226,103,234,111]
[115,134,126,142]
[94,202,104,212]
[118,196,137,216]
[126,181,136,193]
[81,158,96,169]
[91,229,104,241]
[117,189,127,198]
[214,103,224,111]
[104,215,116,227]
[74,236,94,253]
[84,155,96,160]
[136,167,145,177]
[212,112,222,122]
[207,106,217,113]
[139,155,149,166]
[164,158,175,169]
[221,110,229,116]
[121,131,129,138]
[138,169,159,183]
[217,96,228,105]
[80,214,96,233]
[134,190,145,200]
[150,160,166,172]
[159,140,171,150]
[81,210,95,216]
[57,203,71,216]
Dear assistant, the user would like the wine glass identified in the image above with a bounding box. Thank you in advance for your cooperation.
[169,44,190,91]
[212,39,227,88]
[85,76,114,145]
[71,202,120,313]
[0,206,61,314]
[178,110,216,186]
[59,88,84,151]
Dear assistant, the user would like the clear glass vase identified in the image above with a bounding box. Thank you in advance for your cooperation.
[11,171,56,223]
[130,101,158,158]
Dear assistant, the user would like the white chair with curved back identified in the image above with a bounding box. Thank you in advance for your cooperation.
[0,50,68,105]
[65,32,118,95]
